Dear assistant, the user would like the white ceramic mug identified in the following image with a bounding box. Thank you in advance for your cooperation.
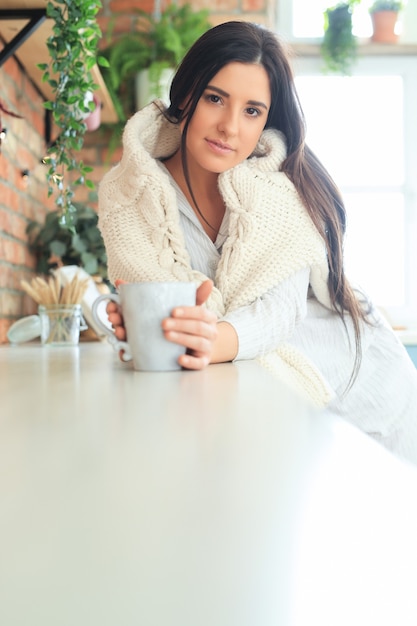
[91,281,197,371]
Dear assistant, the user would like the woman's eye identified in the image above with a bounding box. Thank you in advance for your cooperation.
[206,93,221,104]
[246,107,261,117]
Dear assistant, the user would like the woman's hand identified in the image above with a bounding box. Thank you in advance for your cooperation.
[106,279,126,341]
[107,279,220,369]
[107,279,238,368]
[162,279,219,370]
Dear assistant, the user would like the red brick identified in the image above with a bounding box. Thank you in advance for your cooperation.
[0,184,13,210]
[0,158,10,179]
[0,291,22,316]
[109,0,156,14]
[23,246,37,270]
[79,145,100,165]
[0,319,12,344]
[192,0,238,9]
[0,209,12,233]
[242,0,266,10]
[12,213,28,241]
[2,239,23,265]
[98,16,134,37]
[15,145,34,170]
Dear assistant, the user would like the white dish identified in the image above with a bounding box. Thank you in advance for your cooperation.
[7,315,41,343]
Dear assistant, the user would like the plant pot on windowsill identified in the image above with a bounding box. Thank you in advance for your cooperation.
[369,1,403,43]
[371,11,399,42]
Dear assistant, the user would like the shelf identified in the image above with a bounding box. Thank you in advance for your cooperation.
[290,41,417,58]
[0,1,118,125]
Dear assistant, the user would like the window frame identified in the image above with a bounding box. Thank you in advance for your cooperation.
[289,52,417,327]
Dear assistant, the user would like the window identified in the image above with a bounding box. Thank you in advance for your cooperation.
[291,55,417,326]
[279,0,392,40]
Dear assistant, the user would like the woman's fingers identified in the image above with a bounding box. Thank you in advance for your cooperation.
[163,307,218,339]
[106,299,126,340]
[108,310,123,326]
[115,326,126,341]
[162,303,218,369]
[106,300,119,315]
[163,324,217,352]
[177,351,211,370]
[108,312,125,340]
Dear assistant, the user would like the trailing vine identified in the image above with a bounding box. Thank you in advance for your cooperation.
[321,1,361,75]
[38,0,106,228]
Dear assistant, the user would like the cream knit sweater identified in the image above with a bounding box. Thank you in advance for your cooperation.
[98,101,335,408]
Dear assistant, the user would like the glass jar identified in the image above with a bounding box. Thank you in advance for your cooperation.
[38,304,87,346]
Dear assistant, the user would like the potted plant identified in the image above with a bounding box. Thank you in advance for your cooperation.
[26,202,109,285]
[101,3,211,117]
[38,0,106,227]
[369,1,403,42]
[321,0,361,75]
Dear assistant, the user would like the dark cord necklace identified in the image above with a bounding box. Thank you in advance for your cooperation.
[192,200,225,238]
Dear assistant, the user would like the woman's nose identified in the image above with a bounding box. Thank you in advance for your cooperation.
[217,108,239,136]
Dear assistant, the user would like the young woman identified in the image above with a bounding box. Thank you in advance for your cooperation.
[98,21,417,463]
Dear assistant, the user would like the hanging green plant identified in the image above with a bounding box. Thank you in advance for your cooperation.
[321,1,361,75]
[38,0,108,229]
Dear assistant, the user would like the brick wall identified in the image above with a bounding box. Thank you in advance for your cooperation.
[0,0,274,343]
[0,56,56,342]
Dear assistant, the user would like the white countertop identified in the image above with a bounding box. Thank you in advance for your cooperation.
[1,342,417,626]
[396,328,417,346]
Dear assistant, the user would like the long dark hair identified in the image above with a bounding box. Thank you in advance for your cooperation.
[165,20,369,382]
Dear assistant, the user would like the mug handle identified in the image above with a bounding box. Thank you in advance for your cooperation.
[91,293,132,361]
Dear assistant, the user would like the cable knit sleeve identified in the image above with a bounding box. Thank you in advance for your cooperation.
[222,268,309,360]
[98,104,205,288]
[98,161,184,284]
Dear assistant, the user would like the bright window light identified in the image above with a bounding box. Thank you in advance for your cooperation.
[292,0,379,39]
[294,71,407,308]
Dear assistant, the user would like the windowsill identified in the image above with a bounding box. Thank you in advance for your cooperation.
[289,41,417,58]
[395,329,417,347]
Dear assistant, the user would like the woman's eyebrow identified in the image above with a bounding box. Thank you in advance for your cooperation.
[205,84,269,111]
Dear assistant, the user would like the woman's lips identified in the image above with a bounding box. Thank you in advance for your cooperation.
[206,138,234,154]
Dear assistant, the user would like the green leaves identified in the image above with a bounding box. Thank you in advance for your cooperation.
[38,0,103,227]
[322,3,357,75]
[26,203,108,281]
[369,1,403,12]
[100,3,211,118]
[50,239,67,257]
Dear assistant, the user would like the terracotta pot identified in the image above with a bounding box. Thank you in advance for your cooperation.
[371,10,399,43]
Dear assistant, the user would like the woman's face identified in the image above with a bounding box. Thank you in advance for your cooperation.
[183,62,271,175]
